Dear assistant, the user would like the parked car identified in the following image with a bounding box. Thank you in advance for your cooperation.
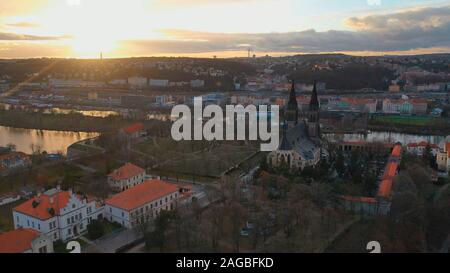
[240,228,251,236]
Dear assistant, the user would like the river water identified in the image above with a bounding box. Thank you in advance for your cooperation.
[0,126,99,155]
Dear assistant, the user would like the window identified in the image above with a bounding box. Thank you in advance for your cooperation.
[38,246,48,253]
[38,224,41,230]
[159,200,162,205]
[67,218,70,225]
[122,212,124,217]
[79,213,82,219]
[54,233,57,239]
[68,228,71,235]
[165,197,168,203]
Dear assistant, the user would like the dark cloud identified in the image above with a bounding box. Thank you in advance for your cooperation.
[124,5,450,54]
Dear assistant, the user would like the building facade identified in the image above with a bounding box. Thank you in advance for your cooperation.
[268,81,321,171]
[107,163,146,192]
[0,228,54,253]
[105,180,180,229]
[13,188,104,242]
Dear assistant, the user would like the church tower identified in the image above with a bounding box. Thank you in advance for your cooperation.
[306,81,320,138]
[285,80,299,128]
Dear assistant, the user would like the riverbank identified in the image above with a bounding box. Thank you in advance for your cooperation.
[368,115,450,135]
[0,109,133,133]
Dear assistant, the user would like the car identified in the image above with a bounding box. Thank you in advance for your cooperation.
[240,228,250,236]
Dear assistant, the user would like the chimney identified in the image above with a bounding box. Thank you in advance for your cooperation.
[49,196,54,204]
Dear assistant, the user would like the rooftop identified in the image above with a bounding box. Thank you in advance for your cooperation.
[14,191,79,220]
[105,179,179,211]
[0,228,40,253]
[108,163,145,181]
[123,123,145,134]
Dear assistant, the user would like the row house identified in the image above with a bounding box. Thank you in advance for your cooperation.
[406,141,439,156]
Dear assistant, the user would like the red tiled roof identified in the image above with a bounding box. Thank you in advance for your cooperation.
[391,144,402,157]
[105,180,179,211]
[378,179,393,199]
[14,191,76,220]
[123,123,145,134]
[384,162,399,179]
[108,163,145,181]
[0,228,40,253]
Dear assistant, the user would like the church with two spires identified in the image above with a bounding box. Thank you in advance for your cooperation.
[267,81,322,171]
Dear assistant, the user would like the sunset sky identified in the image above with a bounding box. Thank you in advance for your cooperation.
[0,0,450,58]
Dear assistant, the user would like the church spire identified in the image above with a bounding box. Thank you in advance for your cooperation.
[286,80,299,125]
[309,80,319,111]
[289,80,297,105]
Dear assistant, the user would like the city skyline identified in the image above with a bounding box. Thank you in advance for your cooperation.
[0,0,450,58]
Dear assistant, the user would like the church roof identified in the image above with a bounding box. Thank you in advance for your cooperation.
[279,124,293,151]
[279,122,320,161]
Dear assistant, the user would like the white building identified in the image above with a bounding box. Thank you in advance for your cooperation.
[0,193,21,206]
[105,180,179,229]
[149,79,169,87]
[406,141,439,156]
[107,162,146,192]
[0,228,53,253]
[13,188,104,242]
[128,76,148,88]
[190,79,205,88]
[437,142,450,173]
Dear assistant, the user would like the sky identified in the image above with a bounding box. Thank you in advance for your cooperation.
[0,0,450,58]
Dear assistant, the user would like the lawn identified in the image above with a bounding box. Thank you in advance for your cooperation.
[135,138,258,177]
[371,115,450,127]
[0,199,23,231]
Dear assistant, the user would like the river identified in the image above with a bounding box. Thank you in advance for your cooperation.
[0,126,99,155]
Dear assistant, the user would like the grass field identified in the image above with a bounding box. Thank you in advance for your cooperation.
[135,138,258,177]
[0,199,23,231]
[371,115,450,127]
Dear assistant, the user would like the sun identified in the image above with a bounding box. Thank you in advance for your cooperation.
[69,34,119,58]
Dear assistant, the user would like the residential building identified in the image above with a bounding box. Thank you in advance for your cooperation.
[406,141,439,156]
[128,76,148,88]
[107,163,146,192]
[0,192,21,206]
[190,79,205,88]
[149,79,169,87]
[105,180,180,228]
[0,228,53,253]
[13,188,104,242]
[120,123,147,141]
[437,142,450,173]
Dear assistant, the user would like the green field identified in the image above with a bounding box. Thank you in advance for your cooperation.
[135,138,258,177]
[370,115,450,127]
